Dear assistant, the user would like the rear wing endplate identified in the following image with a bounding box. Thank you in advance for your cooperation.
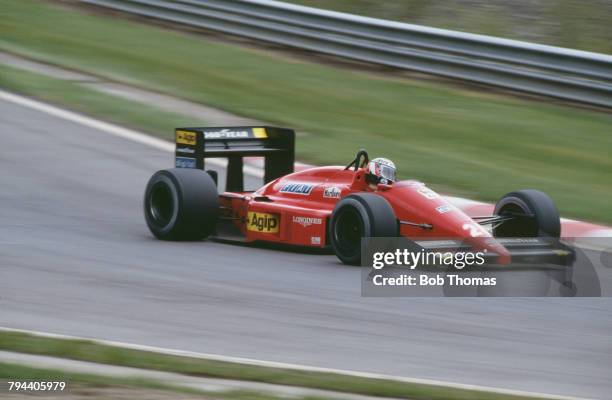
[174,126,295,192]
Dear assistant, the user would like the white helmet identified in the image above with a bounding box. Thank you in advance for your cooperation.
[366,157,396,184]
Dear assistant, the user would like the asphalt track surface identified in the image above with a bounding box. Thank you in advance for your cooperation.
[1,99,611,399]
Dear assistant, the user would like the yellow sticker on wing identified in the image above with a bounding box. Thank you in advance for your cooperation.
[252,127,268,139]
[176,130,197,145]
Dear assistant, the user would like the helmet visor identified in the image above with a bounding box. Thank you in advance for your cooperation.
[380,164,396,182]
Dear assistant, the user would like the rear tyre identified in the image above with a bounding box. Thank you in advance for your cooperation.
[144,168,219,240]
[330,193,397,265]
[493,189,560,238]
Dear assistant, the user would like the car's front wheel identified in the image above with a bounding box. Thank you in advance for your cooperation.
[493,189,560,238]
[330,193,397,265]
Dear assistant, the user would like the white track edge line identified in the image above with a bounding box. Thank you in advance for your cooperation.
[0,90,263,178]
[0,327,586,400]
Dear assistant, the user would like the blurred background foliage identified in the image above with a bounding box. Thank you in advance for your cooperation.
[287,0,612,54]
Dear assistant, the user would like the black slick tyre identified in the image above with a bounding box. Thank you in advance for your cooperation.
[144,168,219,240]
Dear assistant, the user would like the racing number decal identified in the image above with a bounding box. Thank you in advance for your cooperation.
[247,212,280,233]
[462,223,486,237]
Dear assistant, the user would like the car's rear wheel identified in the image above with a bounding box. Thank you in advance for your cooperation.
[144,168,219,240]
[493,189,560,238]
[330,194,397,265]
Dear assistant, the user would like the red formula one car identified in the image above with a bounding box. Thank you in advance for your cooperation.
[144,126,573,267]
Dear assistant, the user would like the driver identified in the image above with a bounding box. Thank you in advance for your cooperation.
[365,157,396,186]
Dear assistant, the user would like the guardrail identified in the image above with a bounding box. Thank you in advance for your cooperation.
[81,0,612,108]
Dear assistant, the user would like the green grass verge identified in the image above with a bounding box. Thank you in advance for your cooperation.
[0,362,321,400]
[1,0,611,223]
[0,64,198,137]
[0,331,552,400]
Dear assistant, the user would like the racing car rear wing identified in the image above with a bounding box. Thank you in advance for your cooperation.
[175,126,295,192]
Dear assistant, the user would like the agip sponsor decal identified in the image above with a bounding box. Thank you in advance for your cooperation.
[292,216,323,227]
[176,130,197,145]
[280,182,314,195]
[247,211,279,233]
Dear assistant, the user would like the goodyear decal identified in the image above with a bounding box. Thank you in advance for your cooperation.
[280,182,314,195]
[176,157,196,168]
[247,211,279,233]
[203,127,268,140]
[176,130,197,145]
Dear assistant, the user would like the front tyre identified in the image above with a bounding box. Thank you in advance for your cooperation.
[330,193,397,265]
[144,168,219,240]
[493,189,560,238]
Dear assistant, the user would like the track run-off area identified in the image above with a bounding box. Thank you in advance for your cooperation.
[0,92,611,399]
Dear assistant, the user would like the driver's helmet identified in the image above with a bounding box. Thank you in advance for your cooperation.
[366,157,396,184]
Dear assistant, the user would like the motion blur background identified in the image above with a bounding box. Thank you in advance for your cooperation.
[291,0,612,53]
